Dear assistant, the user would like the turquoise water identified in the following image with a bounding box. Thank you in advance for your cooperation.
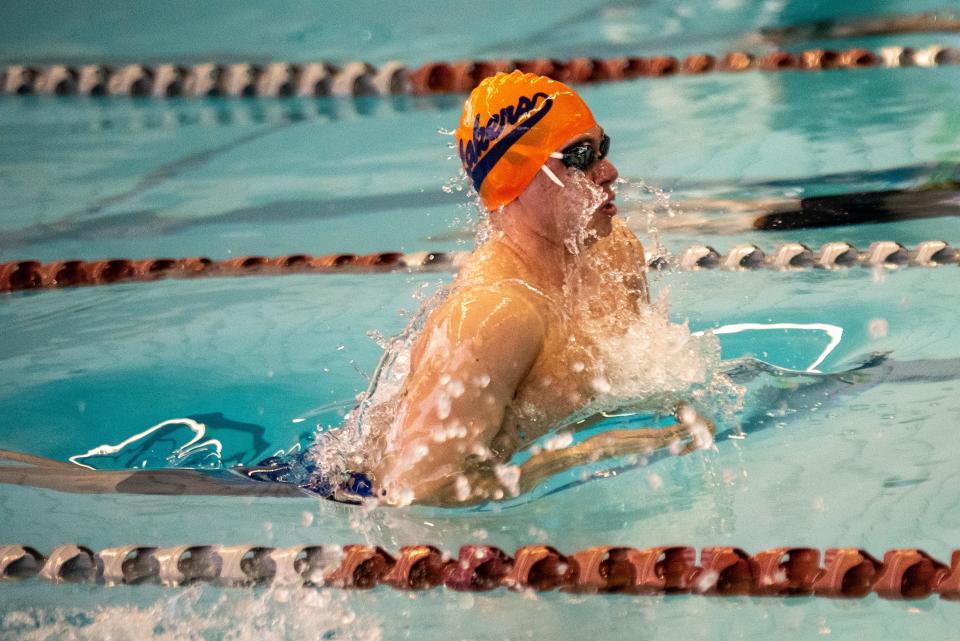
[3,1,960,639]
[0,0,952,65]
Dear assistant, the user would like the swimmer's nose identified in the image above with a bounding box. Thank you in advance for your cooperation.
[592,157,618,187]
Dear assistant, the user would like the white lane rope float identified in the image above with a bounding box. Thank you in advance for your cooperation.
[2,44,959,99]
[1,239,957,294]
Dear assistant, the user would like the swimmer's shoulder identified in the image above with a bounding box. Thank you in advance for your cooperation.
[454,241,555,308]
[443,279,548,330]
[610,217,645,254]
[411,280,547,372]
[591,217,646,268]
[597,218,649,304]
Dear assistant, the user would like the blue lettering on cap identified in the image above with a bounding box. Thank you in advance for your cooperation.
[459,92,553,191]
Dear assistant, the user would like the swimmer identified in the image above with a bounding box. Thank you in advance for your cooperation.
[341,71,714,506]
[0,72,715,506]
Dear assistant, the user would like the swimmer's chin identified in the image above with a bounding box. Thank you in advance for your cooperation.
[586,209,615,243]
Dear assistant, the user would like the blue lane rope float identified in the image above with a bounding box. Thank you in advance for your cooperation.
[3,543,960,599]
[2,45,959,99]
[0,240,956,294]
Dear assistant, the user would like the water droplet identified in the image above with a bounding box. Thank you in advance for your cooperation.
[411,444,429,461]
[868,318,888,338]
[543,432,573,451]
[590,376,611,394]
[365,330,386,349]
[455,475,471,501]
[494,464,521,496]
[437,393,452,419]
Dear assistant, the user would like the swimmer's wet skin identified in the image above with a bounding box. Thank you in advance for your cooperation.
[342,71,714,507]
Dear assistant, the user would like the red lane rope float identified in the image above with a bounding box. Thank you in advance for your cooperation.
[3,45,959,98]
[0,251,454,293]
[3,543,960,599]
[1,240,957,293]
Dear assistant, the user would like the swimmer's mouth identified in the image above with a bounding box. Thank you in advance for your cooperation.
[600,195,617,216]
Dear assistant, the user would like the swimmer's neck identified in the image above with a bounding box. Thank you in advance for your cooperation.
[490,216,593,293]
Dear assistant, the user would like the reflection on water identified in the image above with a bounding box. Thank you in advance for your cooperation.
[67,413,274,470]
[69,418,223,470]
[694,322,844,372]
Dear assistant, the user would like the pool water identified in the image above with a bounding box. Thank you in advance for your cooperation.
[3,1,960,639]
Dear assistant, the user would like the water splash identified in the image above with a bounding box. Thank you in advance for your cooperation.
[617,178,679,261]
[559,169,610,256]
[586,295,739,417]
[308,284,452,482]
[0,585,380,641]
[440,169,469,195]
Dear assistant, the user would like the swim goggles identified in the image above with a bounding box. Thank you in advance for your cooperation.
[541,133,611,188]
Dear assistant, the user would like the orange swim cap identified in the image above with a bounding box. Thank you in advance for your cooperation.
[456,71,597,211]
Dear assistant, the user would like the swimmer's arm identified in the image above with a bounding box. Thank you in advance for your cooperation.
[372,289,545,506]
[422,409,713,505]
[516,410,714,495]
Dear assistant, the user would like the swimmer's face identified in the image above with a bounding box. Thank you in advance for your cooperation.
[512,125,619,250]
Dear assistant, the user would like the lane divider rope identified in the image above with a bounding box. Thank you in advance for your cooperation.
[1,240,956,293]
[3,45,959,98]
[2,543,960,599]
